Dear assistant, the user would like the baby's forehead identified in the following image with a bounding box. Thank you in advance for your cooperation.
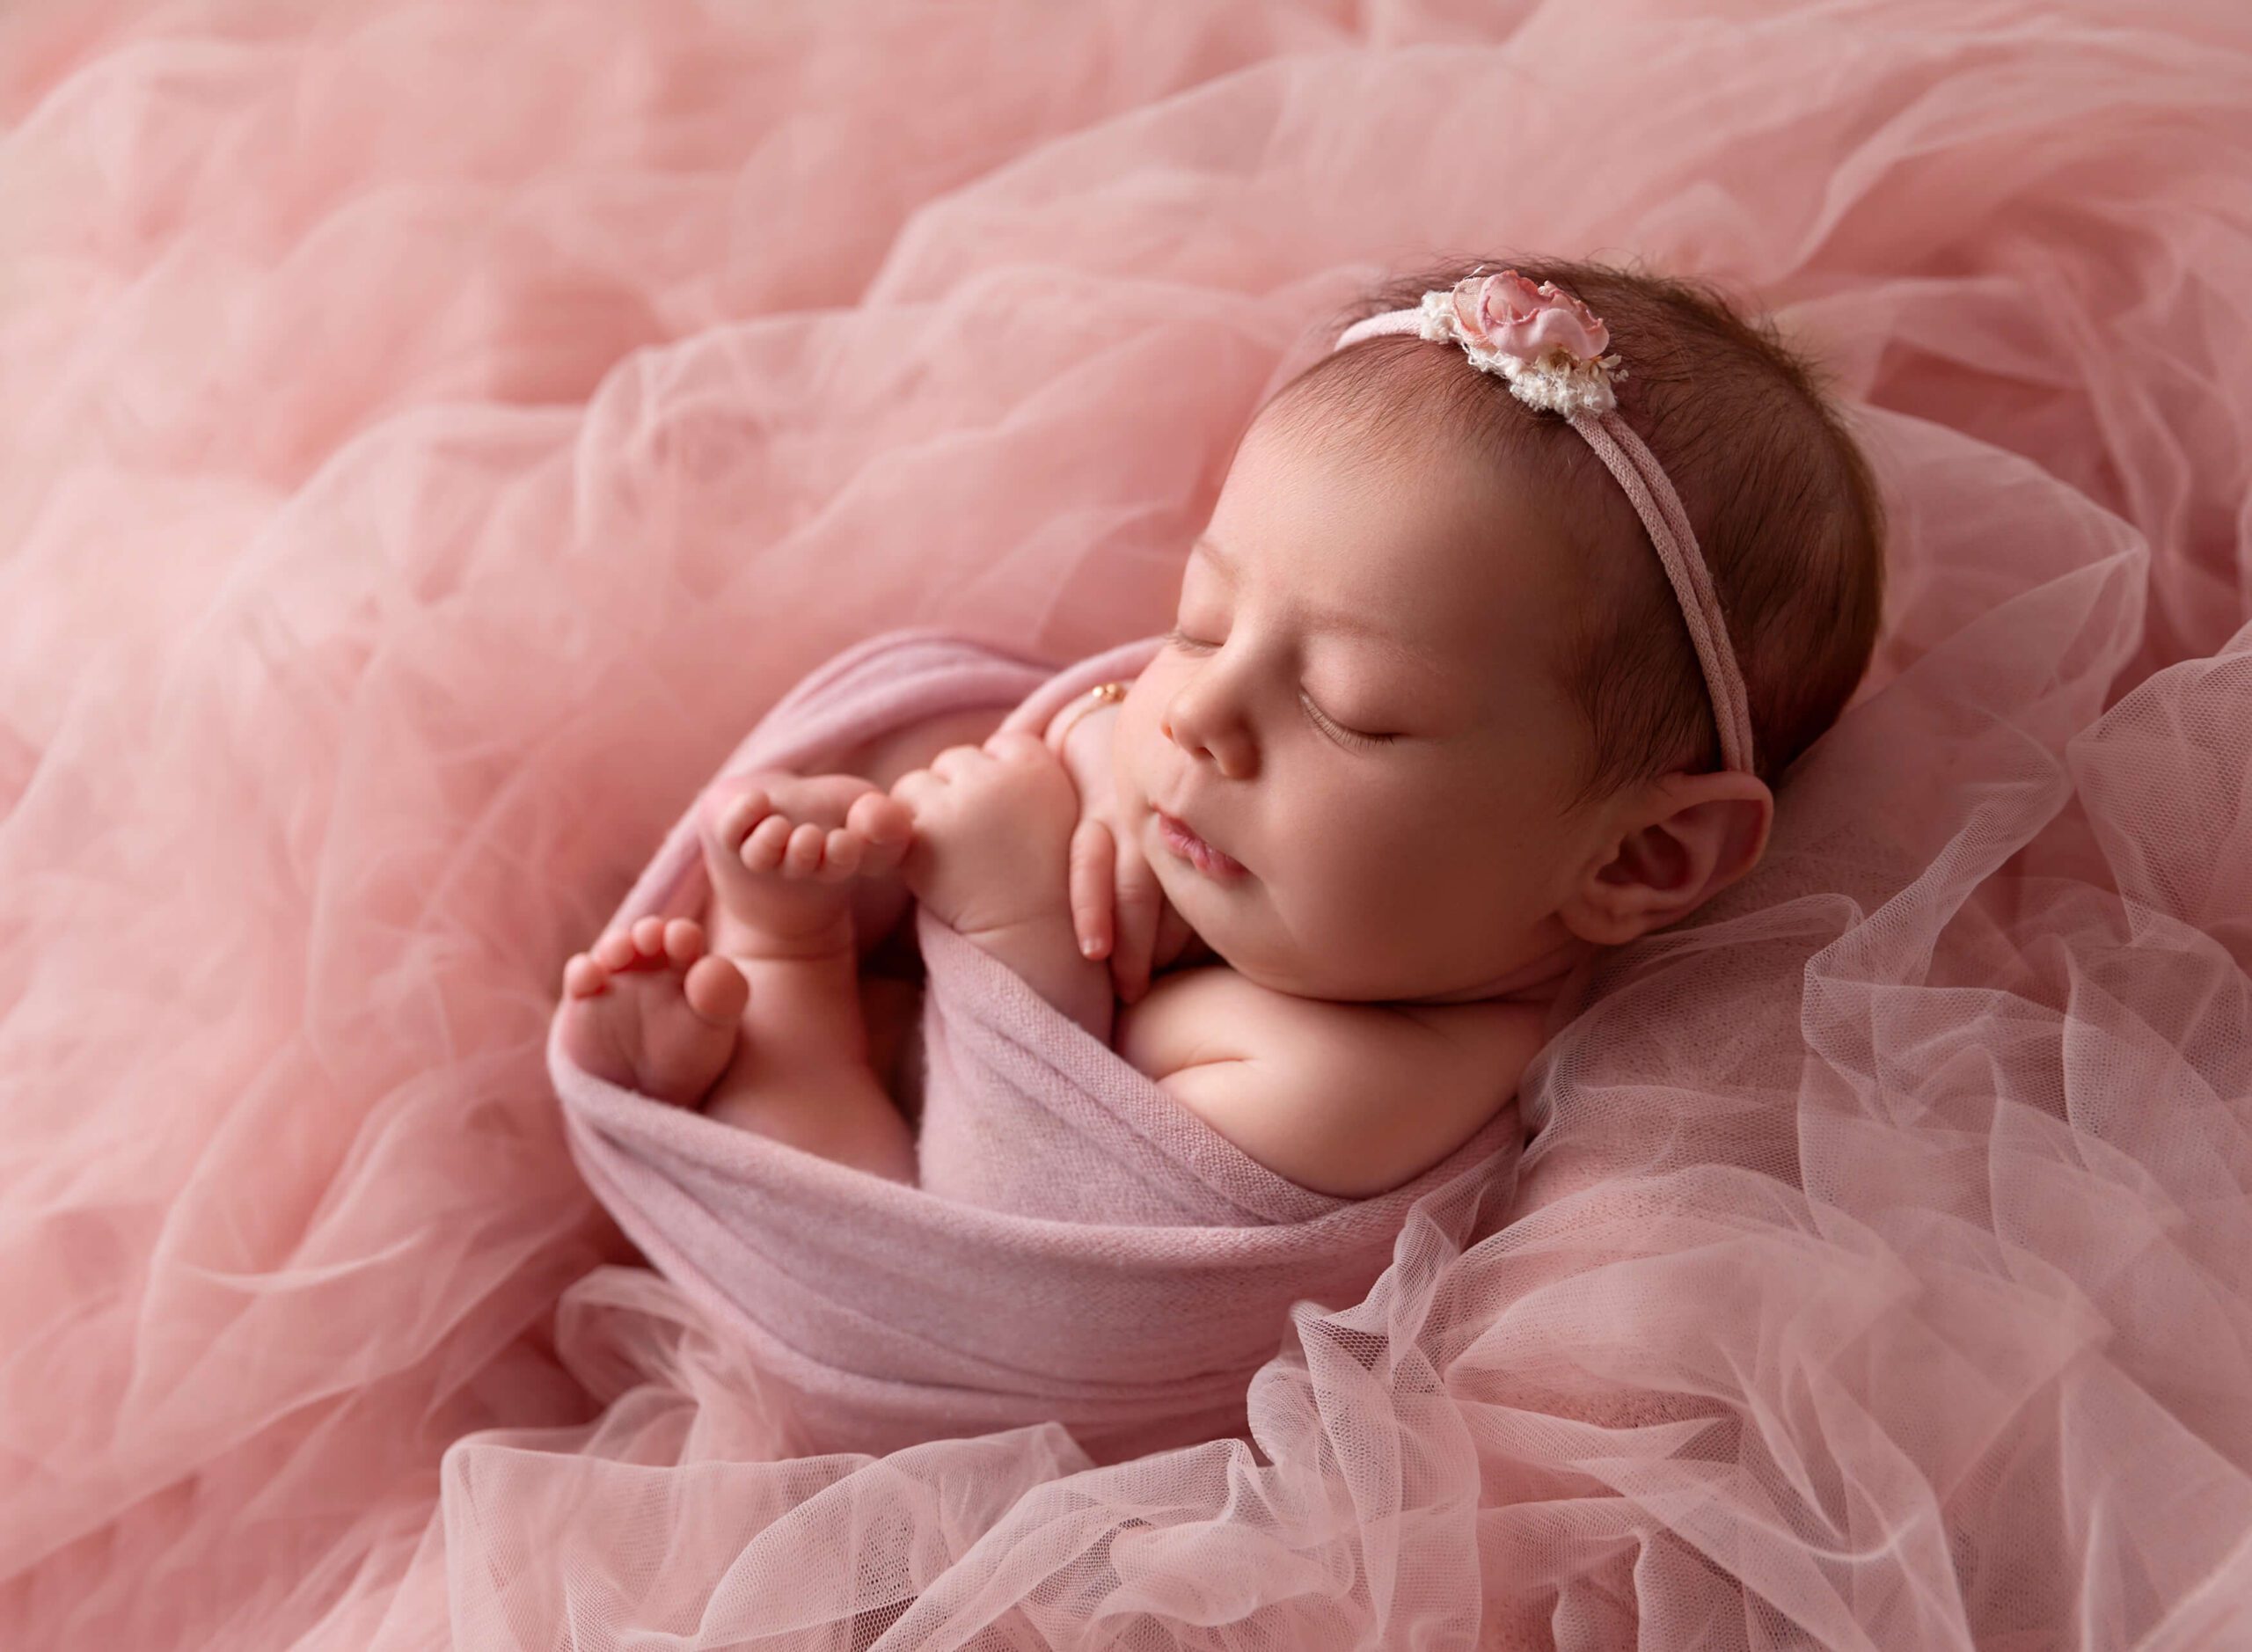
[1213,413,1579,652]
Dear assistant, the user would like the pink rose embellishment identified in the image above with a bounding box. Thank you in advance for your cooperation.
[1412,268,1627,415]
[1449,270,1611,363]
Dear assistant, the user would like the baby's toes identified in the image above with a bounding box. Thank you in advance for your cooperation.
[683,953,749,1024]
[739,810,797,872]
[661,917,708,967]
[587,916,689,977]
[710,784,774,855]
[846,792,915,876]
[563,952,610,998]
[781,820,835,879]
[807,828,864,883]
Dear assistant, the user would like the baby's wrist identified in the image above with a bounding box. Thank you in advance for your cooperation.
[961,910,1114,1042]
[1044,684,1126,763]
[1052,702,1121,798]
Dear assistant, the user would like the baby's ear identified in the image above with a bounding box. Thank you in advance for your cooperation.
[1557,771,1774,948]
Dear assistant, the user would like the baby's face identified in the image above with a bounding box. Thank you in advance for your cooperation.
[1114,406,1605,1004]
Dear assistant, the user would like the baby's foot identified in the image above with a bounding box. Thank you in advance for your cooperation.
[559,916,748,1106]
[700,772,913,959]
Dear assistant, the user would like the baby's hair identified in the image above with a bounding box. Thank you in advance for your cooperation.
[1260,252,1888,809]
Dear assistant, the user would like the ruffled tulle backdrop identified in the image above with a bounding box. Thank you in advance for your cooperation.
[4,1,2251,1646]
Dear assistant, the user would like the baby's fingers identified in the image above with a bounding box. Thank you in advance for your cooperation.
[1110,842,1165,1004]
[982,728,1050,764]
[888,767,933,809]
[929,744,989,779]
[1069,816,1116,960]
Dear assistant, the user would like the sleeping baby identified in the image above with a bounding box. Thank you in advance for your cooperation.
[558,254,1887,1199]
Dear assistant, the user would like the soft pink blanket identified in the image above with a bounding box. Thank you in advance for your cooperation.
[8,1,2252,1648]
[549,627,1518,1461]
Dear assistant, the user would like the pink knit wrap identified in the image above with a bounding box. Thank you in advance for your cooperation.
[545,626,1522,1461]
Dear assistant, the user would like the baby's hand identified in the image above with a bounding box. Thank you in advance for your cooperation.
[889,731,1079,942]
[1068,815,1201,1004]
[1050,700,1195,1004]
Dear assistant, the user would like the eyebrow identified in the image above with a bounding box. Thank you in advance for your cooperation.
[1189,536,1457,693]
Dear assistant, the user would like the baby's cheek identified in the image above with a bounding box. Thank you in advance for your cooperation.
[1323,812,1416,878]
[1335,824,1462,916]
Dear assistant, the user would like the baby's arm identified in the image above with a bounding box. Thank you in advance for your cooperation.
[888,732,1115,1045]
[959,904,1114,1046]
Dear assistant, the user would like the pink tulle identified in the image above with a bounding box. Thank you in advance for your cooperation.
[4,0,2252,1646]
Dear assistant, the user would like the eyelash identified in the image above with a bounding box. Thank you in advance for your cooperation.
[1164,625,1399,750]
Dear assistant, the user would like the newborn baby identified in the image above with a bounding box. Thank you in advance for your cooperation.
[559,255,1886,1198]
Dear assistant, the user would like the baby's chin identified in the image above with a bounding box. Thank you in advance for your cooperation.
[1151,860,1340,998]
[1144,809,1355,994]
[1147,849,1247,966]
[1153,870,1447,1003]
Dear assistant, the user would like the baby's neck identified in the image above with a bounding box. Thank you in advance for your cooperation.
[1393,937,1595,1010]
[1166,925,1590,1011]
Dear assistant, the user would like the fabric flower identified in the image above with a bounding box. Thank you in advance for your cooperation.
[1413,269,1627,416]
[1451,270,1611,362]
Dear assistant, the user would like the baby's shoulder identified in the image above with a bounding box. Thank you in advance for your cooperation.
[1118,964,1544,1100]
[1115,964,1542,1197]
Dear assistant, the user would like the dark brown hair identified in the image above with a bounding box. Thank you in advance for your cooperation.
[1258,252,1888,808]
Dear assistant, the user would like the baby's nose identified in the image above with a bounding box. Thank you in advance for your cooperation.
[1173,724,1254,781]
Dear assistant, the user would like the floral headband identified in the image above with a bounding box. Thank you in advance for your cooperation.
[1334,270,1756,776]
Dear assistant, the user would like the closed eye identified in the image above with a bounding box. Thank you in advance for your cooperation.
[1164,625,1400,751]
[1304,696,1397,751]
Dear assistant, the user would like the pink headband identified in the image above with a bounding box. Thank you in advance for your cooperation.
[1333,271,1756,776]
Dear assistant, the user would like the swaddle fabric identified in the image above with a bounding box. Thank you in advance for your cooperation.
[548,626,1521,1462]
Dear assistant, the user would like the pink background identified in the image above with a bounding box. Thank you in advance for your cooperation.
[4,1,2250,1645]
